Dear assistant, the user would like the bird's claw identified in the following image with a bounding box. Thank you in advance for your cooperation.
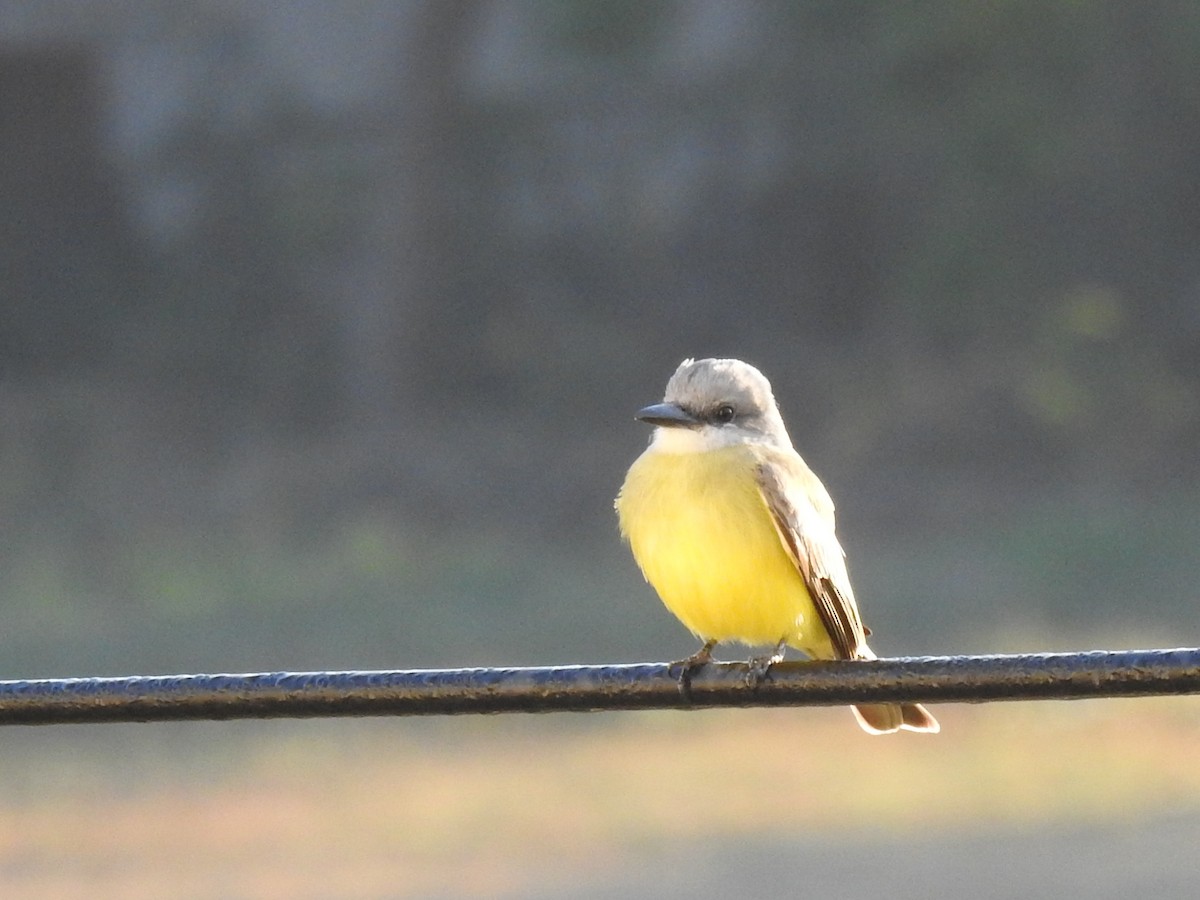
[669,640,717,701]
[744,641,787,688]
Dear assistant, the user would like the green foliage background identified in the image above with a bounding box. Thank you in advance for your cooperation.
[3,1,1199,678]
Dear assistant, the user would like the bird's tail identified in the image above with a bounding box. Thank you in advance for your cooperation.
[853,702,940,735]
[850,643,940,734]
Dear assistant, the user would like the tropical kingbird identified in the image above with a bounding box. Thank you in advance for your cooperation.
[616,357,939,734]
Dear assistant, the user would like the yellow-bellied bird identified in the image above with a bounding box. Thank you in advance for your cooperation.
[616,358,938,734]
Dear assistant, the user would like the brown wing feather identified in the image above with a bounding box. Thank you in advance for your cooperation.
[755,450,867,661]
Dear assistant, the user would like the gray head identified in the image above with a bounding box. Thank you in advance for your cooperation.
[636,358,793,451]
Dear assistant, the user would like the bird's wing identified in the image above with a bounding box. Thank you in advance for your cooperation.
[754,447,867,660]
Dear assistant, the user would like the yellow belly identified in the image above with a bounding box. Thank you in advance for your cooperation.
[616,445,833,657]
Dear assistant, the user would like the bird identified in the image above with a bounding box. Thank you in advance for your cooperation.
[615,357,938,734]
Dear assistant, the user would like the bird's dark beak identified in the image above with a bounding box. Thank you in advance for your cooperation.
[635,402,700,428]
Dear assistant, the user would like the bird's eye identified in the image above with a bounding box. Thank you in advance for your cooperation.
[713,404,735,424]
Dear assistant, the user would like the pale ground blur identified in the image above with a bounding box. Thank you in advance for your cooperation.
[2,700,1198,898]
[537,817,1200,900]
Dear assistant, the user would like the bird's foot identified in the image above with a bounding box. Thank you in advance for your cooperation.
[669,639,718,701]
[744,640,788,689]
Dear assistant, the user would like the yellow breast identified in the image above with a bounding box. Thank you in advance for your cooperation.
[616,445,831,655]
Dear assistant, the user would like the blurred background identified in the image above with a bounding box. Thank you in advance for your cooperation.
[2,1,1199,897]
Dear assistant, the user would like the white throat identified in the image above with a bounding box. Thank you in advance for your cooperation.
[650,424,749,455]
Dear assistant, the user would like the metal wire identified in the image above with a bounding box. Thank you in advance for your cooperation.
[1,647,1198,725]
